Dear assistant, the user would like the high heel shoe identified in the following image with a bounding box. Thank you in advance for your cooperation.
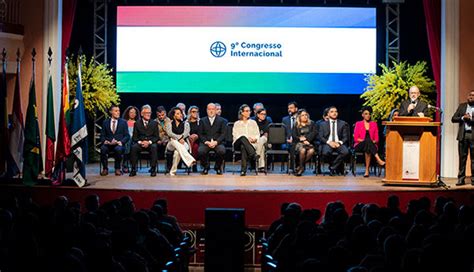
[240,171,247,176]
[363,173,369,178]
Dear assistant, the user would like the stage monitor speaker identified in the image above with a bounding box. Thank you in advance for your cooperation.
[205,208,245,272]
[382,0,405,3]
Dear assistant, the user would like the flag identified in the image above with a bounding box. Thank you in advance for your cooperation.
[22,63,42,185]
[0,50,8,173]
[45,66,55,178]
[7,59,24,177]
[52,61,71,184]
[70,59,87,187]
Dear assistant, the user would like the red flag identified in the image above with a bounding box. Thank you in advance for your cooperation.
[52,62,71,184]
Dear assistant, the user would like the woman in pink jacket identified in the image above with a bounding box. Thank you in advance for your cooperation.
[353,106,385,177]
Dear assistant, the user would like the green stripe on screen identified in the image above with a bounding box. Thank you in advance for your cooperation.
[116,71,366,94]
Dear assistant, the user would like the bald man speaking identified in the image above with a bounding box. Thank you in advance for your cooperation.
[399,86,429,117]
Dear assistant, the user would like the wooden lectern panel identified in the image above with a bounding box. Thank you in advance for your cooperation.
[383,117,440,186]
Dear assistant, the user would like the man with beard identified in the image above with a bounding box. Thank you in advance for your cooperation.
[452,90,474,186]
[399,86,429,117]
[282,101,299,171]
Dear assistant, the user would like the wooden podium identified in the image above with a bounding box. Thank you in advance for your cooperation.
[383,116,441,186]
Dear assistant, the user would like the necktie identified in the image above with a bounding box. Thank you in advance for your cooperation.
[331,121,336,142]
[291,116,295,129]
[144,121,148,128]
[112,120,117,134]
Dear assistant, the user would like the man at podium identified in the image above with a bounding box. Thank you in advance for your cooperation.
[452,90,474,186]
[399,86,429,117]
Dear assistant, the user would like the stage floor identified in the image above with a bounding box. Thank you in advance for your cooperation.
[81,163,465,192]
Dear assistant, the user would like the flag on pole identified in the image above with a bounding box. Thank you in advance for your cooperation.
[22,49,42,185]
[52,59,71,184]
[0,49,8,174]
[70,57,88,187]
[45,49,56,178]
[7,50,24,177]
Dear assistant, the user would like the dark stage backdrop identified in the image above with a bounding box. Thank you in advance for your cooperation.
[69,0,432,127]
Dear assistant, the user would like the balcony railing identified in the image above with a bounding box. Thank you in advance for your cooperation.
[0,0,24,35]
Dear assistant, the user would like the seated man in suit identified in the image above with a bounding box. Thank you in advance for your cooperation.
[155,106,170,156]
[399,86,429,117]
[318,106,350,176]
[130,104,160,177]
[100,105,130,176]
[198,103,228,175]
[282,101,299,170]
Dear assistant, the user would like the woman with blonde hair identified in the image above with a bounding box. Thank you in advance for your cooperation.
[292,109,317,176]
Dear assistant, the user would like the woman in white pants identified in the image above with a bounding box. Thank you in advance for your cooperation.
[254,108,271,171]
[165,107,196,175]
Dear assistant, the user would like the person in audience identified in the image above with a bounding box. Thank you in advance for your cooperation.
[155,106,170,155]
[215,102,228,123]
[198,103,227,175]
[255,108,271,172]
[292,109,317,176]
[282,101,299,170]
[187,106,200,171]
[233,104,260,176]
[318,106,350,176]
[165,107,196,176]
[399,86,429,117]
[452,90,474,186]
[130,104,160,177]
[122,106,139,173]
[353,106,386,177]
[99,105,130,176]
[176,102,187,119]
[215,102,222,116]
[253,102,273,122]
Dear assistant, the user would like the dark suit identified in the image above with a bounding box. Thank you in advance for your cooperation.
[100,118,130,169]
[399,99,429,116]
[452,102,474,181]
[130,119,160,170]
[282,115,297,169]
[198,116,227,170]
[318,119,350,171]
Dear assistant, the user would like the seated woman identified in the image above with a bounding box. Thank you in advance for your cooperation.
[165,107,196,176]
[121,106,139,173]
[255,108,271,172]
[232,104,260,176]
[353,106,386,177]
[187,106,200,172]
[292,109,317,176]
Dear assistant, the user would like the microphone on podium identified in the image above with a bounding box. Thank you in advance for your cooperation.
[428,104,443,113]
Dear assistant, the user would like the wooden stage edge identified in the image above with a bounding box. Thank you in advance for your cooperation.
[2,163,471,193]
[2,164,474,226]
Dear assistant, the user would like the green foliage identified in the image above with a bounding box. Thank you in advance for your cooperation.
[68,55,120,118]
[361,61,436,120]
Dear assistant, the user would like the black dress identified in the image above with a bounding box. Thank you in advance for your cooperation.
[354,129,378,155]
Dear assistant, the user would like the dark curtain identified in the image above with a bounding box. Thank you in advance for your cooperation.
[422,0,441,175]
[422,0,441,111]
[62,0,77,66]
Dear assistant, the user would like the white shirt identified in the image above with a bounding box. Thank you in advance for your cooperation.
[232,119,260,148]
[465,104,474,131]
[327,120,343,145]
[209,116,216,126]
[110,118,118,133]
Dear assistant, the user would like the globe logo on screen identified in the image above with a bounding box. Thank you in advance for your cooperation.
[210,41,226,58]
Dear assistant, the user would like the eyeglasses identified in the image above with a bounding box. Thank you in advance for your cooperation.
[258,112,266,115]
